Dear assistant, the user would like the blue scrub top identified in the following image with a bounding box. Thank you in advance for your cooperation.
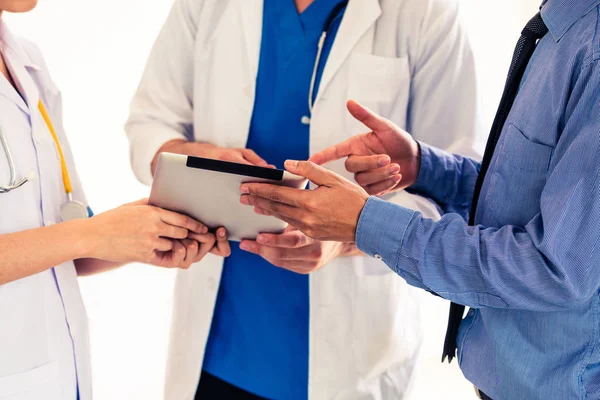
[202,1,345,398]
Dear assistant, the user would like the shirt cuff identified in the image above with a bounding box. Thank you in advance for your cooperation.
[410,141,437,194]
[356,197,416,268]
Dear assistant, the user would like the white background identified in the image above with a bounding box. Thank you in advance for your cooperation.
[6,0,540,398]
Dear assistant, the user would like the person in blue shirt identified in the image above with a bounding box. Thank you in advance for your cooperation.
[239,1,600,399]
[127,0,480,398]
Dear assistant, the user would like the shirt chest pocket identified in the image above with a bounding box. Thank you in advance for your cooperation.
[484,124,553,227]
[347,53,411,121]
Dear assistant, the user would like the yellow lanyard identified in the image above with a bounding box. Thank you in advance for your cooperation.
[37,100,73,195]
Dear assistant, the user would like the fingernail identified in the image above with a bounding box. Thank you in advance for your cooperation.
[393,174,402,183]
[390,164,401,174]
[255,207,264,215]
[240,185,249,194]
[240,196,250,205]
[240,242,250,251]
[378,156,390,167]
[284,160,299,170]
[257,234,269,244]
[219,229,226,238]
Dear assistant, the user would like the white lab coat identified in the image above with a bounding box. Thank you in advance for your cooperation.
[0,22,91,400]
[126,0,480,399]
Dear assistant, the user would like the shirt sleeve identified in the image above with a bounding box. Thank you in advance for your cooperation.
[408,142,481,220]
[125,0,201,185]
[357,60,600,312]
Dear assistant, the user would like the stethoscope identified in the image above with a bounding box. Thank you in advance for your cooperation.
[0,100,89,221]
[301,0,349,125]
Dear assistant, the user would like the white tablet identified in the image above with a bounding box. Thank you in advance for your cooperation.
[149,152,308,241]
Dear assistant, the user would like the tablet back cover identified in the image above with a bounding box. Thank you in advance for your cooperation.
[149,153,307,241]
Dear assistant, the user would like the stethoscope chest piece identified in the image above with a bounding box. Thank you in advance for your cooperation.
[61,200,88,222]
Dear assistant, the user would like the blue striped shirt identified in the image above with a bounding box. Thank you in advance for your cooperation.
[356,1,600,398]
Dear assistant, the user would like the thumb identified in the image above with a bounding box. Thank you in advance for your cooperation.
[347,100,394,134]
[285,160,339,187]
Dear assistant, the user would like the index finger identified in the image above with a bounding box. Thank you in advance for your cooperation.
[256,230,313,249]
[309,138,354,166]
[346,100,393,133]
[241,149,272,168]
[240,183,305,206]
[158,209,208,234]
[345,154,391,173]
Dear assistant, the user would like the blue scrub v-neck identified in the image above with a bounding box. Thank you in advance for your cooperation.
[202,1,345,399]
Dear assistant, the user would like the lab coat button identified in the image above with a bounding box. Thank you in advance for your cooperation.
[374,254,382,260]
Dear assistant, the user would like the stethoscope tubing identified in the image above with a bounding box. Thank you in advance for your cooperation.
[0,127,29,193]
[305,0,349,122]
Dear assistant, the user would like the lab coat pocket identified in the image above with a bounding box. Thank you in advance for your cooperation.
[0,361,62,400]
[347,54,411,121]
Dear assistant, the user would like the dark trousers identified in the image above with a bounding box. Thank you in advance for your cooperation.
[195,371,267,400]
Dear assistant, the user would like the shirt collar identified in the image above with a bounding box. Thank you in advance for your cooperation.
[541,0,600,41]
[0,19,40,71]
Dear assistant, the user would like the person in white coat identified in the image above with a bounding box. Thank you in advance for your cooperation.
[126,0,481,398]
[0,2,231,399]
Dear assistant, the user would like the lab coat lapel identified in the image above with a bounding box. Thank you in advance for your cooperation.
[2,55,40,115]
[239,0,264,84]
[315,0,381,104]
[0,20,40,114]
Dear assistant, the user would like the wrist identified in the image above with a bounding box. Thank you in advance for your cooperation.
[341,243,362,257]
[152,139,192,175]
[68,217,100,259]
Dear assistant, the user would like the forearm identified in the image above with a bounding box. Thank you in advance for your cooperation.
[151,139,215,176]
[356,197,596,311]
[75,259,124,277]
[0,219,94,285]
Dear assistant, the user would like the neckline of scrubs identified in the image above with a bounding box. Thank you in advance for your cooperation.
[273,0,345,67]
[278,0,344,33]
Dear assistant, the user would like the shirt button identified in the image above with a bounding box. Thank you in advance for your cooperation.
[374,254,382,260]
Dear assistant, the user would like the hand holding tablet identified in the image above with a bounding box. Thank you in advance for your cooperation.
[149,153,308,241]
